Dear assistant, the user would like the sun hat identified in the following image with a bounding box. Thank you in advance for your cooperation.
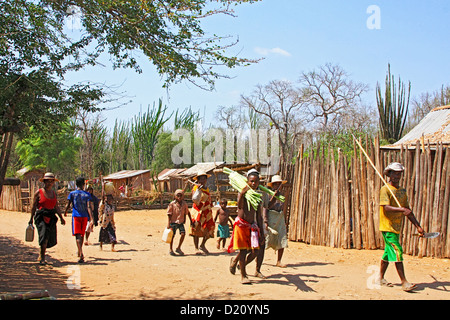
[383,162,405,175]
[267,175,287,187]
[39,172,59,182]
[174,189,184,195]
[192,170,211,181]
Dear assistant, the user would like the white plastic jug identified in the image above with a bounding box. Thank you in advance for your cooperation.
[161,228,173,243]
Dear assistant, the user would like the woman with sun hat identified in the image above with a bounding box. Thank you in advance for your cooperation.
[29,172,66,265]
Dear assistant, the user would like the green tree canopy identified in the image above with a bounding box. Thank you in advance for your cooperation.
[15,122,82,180]
[0,0,259,194]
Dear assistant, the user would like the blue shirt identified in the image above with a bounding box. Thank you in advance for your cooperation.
[68,189,92,218]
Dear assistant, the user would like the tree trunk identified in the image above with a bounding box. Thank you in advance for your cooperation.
[0,132,15,198]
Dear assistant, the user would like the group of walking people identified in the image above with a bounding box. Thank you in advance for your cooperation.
[165,169,289,285]
[167,164,426,291]
[28,174,117,265]
[29,160,426,291]
[227,169,289,284]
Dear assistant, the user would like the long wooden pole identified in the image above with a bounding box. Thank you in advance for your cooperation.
[352,135,402,208]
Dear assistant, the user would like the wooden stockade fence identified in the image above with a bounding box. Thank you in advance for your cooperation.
[0,178,39,212]
[0,185,21,211]
[287,137,450,259]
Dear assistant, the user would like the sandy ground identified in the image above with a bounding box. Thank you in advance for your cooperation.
[0,208,449,301]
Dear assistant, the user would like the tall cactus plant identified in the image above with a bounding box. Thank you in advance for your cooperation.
[131,99,171,170]
[376,64,411,144]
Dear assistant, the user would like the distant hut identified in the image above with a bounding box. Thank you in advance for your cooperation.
[13,167,45,211]
[177,162,225,192]
[103,170,151,197]
[156,168,186,193]
[16,167,44,188]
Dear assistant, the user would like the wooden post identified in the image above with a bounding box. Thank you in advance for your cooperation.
[436,143,448,257]
[443,147,450,258]
[352,141,362,249]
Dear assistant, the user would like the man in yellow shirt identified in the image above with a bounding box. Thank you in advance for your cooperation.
[377,162,424,292]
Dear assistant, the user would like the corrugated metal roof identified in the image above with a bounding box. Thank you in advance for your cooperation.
[178,162,224,178]
[391,105,450,147]
[103,170,151,180]
[157,168,186,181]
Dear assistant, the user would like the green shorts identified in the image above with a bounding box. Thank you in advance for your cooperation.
[381,232,403,262]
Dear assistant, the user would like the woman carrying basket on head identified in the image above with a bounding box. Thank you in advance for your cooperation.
[189,170,215,255]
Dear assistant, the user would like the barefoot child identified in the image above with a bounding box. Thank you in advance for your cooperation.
[167,189,192,256]
[214,199,232,250]
[98,194,117,251]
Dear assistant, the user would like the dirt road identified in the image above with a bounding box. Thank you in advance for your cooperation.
[1,209,449,300]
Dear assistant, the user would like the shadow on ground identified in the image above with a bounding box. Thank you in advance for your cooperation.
[0,236,88,299]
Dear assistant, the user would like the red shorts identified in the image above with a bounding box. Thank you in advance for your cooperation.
[72,217,88,236]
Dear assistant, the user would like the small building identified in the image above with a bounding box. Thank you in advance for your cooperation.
[177,162,225,192]
[103,169,152,196]
[16,167,45,188]
[156,168,186,193]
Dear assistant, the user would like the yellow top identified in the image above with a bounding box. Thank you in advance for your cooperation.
[379,185,409,234]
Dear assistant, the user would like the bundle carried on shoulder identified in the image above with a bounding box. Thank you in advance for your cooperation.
[258,185,285,202]
[223,167,262,211]
[223,167,286,209]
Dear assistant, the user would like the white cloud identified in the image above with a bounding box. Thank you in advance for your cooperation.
[254,47,292,57]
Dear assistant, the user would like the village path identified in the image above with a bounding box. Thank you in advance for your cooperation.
[1,209,449,301]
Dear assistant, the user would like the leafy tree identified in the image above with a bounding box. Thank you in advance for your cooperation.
[151,132,179,174]
[0,0,259,195]
[15,122,82,180]
[0,0,103,194]
[52,0,260,89]
[311,129,369,163]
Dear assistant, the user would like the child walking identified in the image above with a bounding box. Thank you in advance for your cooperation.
[214,199,232,251]
[98,194,117,251]
[64,177,93,263]
[167,189,192,256]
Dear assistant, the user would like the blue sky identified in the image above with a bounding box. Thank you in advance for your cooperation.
[65,0,450,131]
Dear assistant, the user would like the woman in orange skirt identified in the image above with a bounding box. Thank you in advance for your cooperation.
[190,171,215,255]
